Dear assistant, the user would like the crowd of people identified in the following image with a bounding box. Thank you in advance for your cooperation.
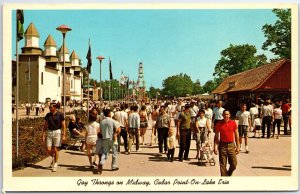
[42,97,292,176]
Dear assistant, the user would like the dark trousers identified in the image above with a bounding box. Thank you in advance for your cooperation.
[117,127,128,152]
[35,108,39,116]
[272,119,281,136]
[128,128,139,151]
[262,116,272,138]
[283,114,290,135]
[178,129,191,160]
[158,127,169,153]
[219,142,237,176]
[167,148,175,161]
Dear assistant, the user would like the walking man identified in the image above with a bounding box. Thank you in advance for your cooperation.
[214,109,239,176]
[177,103,192,161]
[113,104,129,154]
[99,109,121,173]
[236,103,251,153]
[128,105,141,153]
[261,99,274,138]
[42,103,66,172]
[212,100,225,132]
[155,105,171,156]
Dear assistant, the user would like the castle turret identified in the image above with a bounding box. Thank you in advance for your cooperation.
[43,34,58,61]
[21,22,43,55]
[70,50,79,66]
[58,43,70,62]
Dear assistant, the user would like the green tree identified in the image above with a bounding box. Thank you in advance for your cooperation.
[148,86,161,100]
[202,80,217,93]
[213,44,267,82]
[192,79,203,95]
[162,73,194,97]
[262,9,291,59]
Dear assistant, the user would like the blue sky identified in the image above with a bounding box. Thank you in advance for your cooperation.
[12,9,277,89]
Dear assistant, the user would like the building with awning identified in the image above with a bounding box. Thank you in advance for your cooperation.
[212,58,291,113]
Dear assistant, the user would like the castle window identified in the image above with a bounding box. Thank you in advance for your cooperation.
[41,72,44,85]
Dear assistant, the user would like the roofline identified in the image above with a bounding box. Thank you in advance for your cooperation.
[251,58,289,91]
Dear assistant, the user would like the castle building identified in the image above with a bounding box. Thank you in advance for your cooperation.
[12,22,83,104]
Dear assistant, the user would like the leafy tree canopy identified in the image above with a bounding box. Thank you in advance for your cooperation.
[262,9,291,59]
[213,44,267,81]
[162,73,194,97]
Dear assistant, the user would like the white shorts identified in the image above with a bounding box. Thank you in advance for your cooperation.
[86,136,97,145]
[47,129,62,147]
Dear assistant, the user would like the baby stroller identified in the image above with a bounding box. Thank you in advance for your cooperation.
[198,136,215,166]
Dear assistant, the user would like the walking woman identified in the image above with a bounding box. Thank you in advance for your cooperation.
[139,105,148,145]
[85,113,100,169]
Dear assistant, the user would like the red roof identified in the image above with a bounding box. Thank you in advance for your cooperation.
[212,58,290,94]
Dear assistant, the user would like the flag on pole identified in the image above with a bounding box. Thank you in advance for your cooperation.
[86,40,92,74]
[109,57,113,80]
[126,76,129,88]
[120,71,125,85]
[17,9,24,41]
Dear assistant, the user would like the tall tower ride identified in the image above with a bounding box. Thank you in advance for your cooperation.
[137,62,147,102]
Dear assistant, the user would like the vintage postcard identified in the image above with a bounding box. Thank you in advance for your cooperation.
[2,1,298,192]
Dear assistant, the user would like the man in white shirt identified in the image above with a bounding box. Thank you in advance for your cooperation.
[212,100,225,132]
[236,103,251,153]
[113,104,129,154]
[190,100,199,140]
[261,99,274,138]
[128,105,141,153]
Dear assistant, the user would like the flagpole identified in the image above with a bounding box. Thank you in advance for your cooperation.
[87,70,90,120]
[16,12,19,157]
[28,57,31,116]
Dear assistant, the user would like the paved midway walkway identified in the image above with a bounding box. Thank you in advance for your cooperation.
[13,117,291,177]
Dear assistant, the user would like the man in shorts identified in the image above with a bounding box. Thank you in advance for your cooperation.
[42,103,66,172]
[236,103,251,153]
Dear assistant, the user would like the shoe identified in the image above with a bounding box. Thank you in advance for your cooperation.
[136,149,142,152]
[184,157,189,161]
[93,162,97,166]
[276,136,279,139]
[112,167,119,171]
[261,136,265,138]
[49,159,54,169]
[245,150,250,154]
[90,165,94,169]
[179,158,183,162]
[52,163,58,172]
[157,153,163,156]
[125,151,129,155]
[170,158,173,162]
[98,164,103,174]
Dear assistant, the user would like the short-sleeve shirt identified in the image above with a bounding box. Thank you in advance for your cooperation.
[215,120,237,143]
[178,111,191,129]
[274,108,283,119]
[100,117,118,139]
[213,107,225,120]
[156,114,171,128]
[45,111,64,130]
[281,104,291,114]
[236,110,251,126]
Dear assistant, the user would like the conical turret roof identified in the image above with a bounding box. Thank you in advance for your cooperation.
[58,44,69,54]
[25,22,40,37]
[70,50,79,59]
[44,34,57,47]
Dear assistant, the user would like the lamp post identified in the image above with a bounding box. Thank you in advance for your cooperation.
[96,56,105,102]
[56,24,72,119]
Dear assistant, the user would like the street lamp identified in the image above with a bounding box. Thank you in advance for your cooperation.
[96,56,105,102]
[56,24,72,119]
